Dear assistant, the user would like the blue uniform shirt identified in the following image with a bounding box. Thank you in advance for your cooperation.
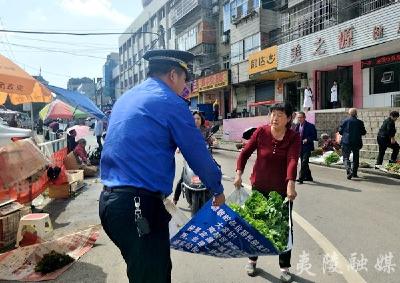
[100,78,224,196]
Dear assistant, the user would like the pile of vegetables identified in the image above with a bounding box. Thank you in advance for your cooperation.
[385,163,400,174]
[324,152,340,166]
[35,251,74,274]
[229,191,289,252]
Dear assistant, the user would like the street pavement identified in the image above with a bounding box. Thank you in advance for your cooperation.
[5,146,399,283]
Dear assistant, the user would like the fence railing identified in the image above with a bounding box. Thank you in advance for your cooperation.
[37,137,67,159]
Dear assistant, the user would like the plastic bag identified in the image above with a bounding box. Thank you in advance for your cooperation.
[226,186,250,206]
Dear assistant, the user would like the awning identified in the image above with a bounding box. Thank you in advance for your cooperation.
[248,100,276,108]
[47,85,106,120]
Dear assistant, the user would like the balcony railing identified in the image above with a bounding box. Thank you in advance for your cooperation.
[360,0,399,15]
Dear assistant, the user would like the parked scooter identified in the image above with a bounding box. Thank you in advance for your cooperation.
[235,127,257,150]
[181,124,220,216]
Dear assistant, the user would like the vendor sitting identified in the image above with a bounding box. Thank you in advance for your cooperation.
[72,139,98,177]
[321,133,340,153]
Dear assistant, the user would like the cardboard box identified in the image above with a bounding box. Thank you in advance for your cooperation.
[48,181,85,199]
[0,210,21,248]
[67,170,84,183]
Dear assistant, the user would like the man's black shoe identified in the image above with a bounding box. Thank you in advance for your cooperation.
[353,174,359,178]
[296,179,303,184]
[347,173,352,180]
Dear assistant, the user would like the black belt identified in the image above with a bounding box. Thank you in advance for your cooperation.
[103,186,164,200]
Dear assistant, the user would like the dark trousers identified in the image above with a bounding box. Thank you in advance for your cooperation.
[96,135,103,150]
[342,144,360,175]
[99,189,172,283]
[299,151,312,181]
[376,136,400,165]
[249,197,293,269]
[173,170,184,202]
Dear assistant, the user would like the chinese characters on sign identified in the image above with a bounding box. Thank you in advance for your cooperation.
[291,44,302,63]
[338,27,354,49]
[313,37,326,56]
[194,71,229,92]
[248,46,278,76]
[361,52,400,69]
[0,82,24,92]
[373,25,384,40]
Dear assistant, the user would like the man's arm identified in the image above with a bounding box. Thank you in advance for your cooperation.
[168,103,223,196]
[338,120,345,135]
[360,120,367,136]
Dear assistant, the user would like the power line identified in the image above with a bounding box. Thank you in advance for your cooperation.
[0,29,160,37]
[0,18,16,61]
[0,41,107,60]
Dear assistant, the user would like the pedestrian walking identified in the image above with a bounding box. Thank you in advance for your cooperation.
[213,99,219,122]
[233,102,300,282]
[99,49,225,283]
[295,111,317,184]
[94,119,104,150]
[376,110,399,166]
[331,81,338,108]
[339,108,367,179]
[303,86,313,111]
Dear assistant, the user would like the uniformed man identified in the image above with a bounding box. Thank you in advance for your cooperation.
[99,49,225,283]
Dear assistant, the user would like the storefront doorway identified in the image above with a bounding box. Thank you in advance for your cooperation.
[285,82,301,111]
[317,66,353,109]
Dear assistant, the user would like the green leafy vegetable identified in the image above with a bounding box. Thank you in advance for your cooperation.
[324,152,340,166]
[35,250,74,274]
[229,191,289,252]
[385,163,400,173]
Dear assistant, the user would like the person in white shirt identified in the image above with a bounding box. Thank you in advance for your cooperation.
[94,119,104,150]
[303,86,313,111]
[331,81,338,108]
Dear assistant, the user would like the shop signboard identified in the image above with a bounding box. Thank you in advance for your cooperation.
[361,52,400,69]
[195,70,229,92]
[248,46,278,78]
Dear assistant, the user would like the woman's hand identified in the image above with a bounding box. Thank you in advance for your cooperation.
[233,170,243,189]
[286,180,297,201]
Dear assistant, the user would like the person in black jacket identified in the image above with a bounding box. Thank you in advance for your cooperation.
[295,111,317,184]
[339,108,367,179]
[376,111,399,166]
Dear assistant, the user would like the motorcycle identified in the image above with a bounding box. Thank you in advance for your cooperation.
[181,124,220,216]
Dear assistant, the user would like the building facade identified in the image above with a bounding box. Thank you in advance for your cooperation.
[278,0,400,110]
[228,0,288,116]
[102,53,119,104]
[67,77,95,101]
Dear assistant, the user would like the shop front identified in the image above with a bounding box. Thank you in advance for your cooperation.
[361,52,400,107]
[248,45,296,114]
[192,70,231,120]
[278,3,400,109]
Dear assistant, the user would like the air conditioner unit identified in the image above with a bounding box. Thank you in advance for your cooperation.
[212,5,219,14]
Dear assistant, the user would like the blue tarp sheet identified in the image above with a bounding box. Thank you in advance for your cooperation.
[170,200,291,258]
[47,85,106,120]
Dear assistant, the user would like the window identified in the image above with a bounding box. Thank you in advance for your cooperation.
[124,79,128,87]
[134,74,138,84]
[120,82,124,90]
[119,46,122,54]
[371,62,400,94]
[231,33,260,64]
[123,43,127,52]
[158,7,165,20]
[230,0,260,22]
[127,39,131,48]
[245,33,260,59]
[129,77,133,85]
[143,22,148,32]
[151,16,157,28]
[177,25,198,51]
[167,28,172,40]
